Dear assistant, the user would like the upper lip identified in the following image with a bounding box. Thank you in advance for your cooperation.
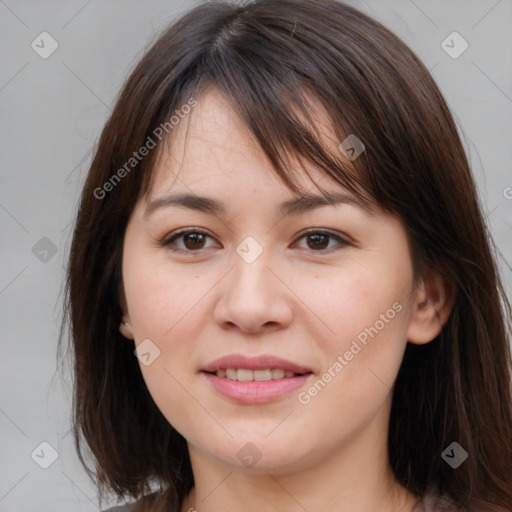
[202,354,313,374]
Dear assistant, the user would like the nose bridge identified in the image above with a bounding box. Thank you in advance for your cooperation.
[213,236,293,331]
[230,236,274,300]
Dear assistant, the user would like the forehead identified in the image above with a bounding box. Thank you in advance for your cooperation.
[147,86,351,198]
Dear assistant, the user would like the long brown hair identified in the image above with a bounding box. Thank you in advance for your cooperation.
[59,1,512,510]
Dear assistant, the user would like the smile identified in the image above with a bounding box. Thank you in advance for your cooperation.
[201,354,314,403]
[214,368,304,380]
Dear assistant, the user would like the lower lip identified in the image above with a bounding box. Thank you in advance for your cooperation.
[202,372,313,404]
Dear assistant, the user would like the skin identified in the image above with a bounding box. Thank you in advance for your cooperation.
[119,86,454,512]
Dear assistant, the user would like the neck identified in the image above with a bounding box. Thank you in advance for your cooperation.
[180,407,420,512]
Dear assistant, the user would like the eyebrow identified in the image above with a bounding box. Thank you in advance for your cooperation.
[144,191,369,219]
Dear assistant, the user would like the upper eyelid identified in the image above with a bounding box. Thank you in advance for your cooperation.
[163,227,214,243]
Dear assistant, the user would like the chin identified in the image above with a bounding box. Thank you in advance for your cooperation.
[204,435,313,474]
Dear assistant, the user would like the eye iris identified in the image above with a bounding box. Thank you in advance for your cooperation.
[308,233,329,250]
[184,233,206,250]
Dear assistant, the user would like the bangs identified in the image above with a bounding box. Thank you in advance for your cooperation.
[139,4,382,211]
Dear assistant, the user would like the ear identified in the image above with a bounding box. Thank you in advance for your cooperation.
[118,281,134,340]
[406,269,456,345]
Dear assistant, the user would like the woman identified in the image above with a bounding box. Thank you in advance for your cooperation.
[60,0,512,511]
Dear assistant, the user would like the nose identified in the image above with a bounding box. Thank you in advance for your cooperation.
[212,249,294,334]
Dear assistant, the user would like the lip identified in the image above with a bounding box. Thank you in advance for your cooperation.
[201,354,314,404]
[201,354,312,374]
[202,372,313,404]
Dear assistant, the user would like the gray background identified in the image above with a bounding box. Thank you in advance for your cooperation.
[1,0,511,510]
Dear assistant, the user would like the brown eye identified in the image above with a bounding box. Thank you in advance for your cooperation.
[294,230,350,253]
[182,232,207,250]
[306,233,330,250]
[162,229,218,253]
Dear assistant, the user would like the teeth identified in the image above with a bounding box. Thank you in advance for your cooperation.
[215,368,302,380]
[236,369,254,382]
[254,369,272,381]
[226,368,237,380]
[272,368,285,379]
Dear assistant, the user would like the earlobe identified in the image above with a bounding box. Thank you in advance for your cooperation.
[406,271,456,345]
[119,315,134,340]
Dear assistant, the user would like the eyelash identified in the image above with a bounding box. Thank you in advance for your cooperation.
[160,228,351,255]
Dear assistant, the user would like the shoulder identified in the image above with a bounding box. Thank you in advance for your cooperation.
[102,491,166,512]
[103,503,140,512]
[410,482,463,512]
[412,491,495,512]
[412,492,460,512]
[103,505,137,512]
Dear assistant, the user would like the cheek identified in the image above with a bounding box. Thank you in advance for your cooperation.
[123,251,216,342]
[293,267,410,411]
[291,263,408,350]
[123,258,213,435]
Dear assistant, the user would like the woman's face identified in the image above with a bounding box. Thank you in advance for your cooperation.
[120,86,423,473]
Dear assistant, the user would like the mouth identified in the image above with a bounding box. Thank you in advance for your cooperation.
[201,354,314,403]
[205,368,310,381]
